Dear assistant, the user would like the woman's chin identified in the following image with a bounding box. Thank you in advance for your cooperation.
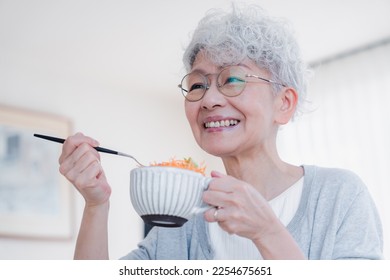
[201,144,236,158]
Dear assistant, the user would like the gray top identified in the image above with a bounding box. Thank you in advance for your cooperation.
[121,165,383,260]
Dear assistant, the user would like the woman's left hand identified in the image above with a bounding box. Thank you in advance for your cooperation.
[203,170,281,243]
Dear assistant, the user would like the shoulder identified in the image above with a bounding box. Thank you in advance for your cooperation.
[301,165,373,215]
[303,165,367,197]
[291,165,383,259]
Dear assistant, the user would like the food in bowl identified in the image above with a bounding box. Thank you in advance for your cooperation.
[149,157,206,175]
[130,158,210,227]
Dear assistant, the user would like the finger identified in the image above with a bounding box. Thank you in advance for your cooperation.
[70,132,100,147]
[75,147,101,174]
[204,207,224,223]
[73,160,103,189]
[202,189,231,208]
[214,207,221,222]
[59,143,100,176]
[207,172,236,193]
[59,132,100,164]
[210,170,224,178]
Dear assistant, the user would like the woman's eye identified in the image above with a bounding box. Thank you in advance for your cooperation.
[224,76,245,85]
[189,83,207,91]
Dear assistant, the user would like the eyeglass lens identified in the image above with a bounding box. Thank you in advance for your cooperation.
[180,66,247,101]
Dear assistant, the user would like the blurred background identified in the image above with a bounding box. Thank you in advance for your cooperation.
[0,0,389,259]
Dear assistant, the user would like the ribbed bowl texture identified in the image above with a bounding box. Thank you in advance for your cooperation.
[130,167,210,220]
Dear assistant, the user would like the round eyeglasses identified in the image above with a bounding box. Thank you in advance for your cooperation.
[178,66,287,102]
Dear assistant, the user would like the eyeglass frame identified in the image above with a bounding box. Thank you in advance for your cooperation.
[178,65,287,102]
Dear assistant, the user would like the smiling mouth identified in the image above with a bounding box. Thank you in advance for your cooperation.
[204,119,240,128]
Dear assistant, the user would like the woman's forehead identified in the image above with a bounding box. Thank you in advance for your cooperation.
[191,49,240,68]
[191,52,260,73]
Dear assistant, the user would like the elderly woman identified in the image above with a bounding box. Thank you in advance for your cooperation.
[59,5,383,259]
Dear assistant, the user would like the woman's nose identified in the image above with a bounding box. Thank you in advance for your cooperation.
[200,81,226,110]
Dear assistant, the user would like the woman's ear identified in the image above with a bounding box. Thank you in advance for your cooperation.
[275,87,298,124]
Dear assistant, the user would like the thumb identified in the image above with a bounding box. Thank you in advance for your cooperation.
[73,132,100,147]
[210,170,225,178]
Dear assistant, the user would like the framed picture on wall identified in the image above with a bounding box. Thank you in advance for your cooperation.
[0,104,74,240]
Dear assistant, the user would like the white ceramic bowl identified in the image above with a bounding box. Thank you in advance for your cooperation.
[130,166,211,227]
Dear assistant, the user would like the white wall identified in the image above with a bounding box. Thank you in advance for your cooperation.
[278,43,390,259]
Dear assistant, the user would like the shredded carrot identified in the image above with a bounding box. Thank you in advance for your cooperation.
[150,157,206,176]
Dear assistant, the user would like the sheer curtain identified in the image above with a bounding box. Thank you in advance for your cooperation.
[277,41,390,259]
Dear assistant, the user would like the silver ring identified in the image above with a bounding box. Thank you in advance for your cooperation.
[213,208,219,221]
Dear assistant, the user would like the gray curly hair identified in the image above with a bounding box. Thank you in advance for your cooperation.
[182,4,310,116]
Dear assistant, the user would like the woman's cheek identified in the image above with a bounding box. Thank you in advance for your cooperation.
[184,104,200,132]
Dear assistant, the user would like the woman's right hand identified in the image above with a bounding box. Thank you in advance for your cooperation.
[58,132,111,207]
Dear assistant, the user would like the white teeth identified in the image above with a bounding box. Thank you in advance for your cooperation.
[205,120,238,128]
